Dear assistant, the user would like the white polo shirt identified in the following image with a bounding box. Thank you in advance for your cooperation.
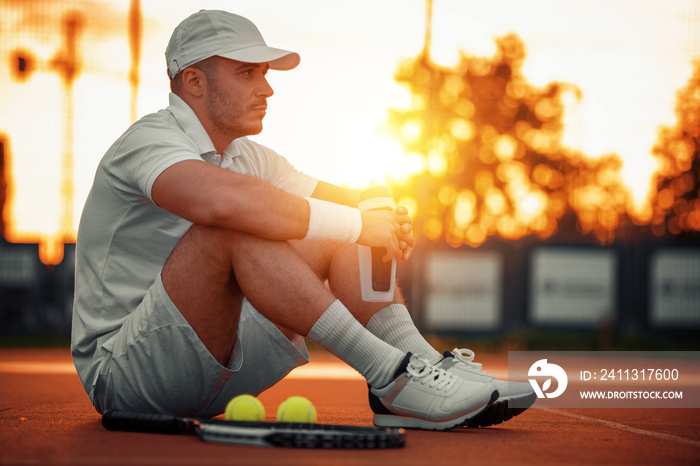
[72,93,317,393]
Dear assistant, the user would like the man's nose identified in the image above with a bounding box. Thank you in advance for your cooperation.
[257,77,274,97]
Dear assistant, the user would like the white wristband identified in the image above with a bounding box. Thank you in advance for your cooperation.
[304,197,362,243]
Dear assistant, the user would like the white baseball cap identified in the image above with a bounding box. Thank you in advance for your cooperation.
[165,10,300,79]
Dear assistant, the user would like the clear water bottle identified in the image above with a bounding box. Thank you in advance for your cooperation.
[358,186,396,302]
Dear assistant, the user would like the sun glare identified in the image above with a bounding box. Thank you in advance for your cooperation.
[336,123,412,189]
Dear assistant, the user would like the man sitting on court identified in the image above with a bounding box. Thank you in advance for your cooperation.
[71,9,534,431]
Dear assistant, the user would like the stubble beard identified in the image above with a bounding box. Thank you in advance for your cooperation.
[206,77,264,138]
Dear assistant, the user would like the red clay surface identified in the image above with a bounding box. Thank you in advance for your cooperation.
[1,348,698,465]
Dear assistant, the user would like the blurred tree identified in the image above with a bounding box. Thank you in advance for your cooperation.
[386,34,632,246]
[648,59,700,239]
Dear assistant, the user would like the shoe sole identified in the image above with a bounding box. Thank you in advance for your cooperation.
[374,390,499,431]
[465,392,537,428]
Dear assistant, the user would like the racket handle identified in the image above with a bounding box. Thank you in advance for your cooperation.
[102,410,195,435]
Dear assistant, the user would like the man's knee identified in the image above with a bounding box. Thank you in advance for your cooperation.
[288,238,350,281]
[169,225,272,266]
[180,224,241,250]
[170,225,229,257]
[162,225,271,303]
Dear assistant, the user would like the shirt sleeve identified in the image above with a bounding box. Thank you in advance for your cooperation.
[106,123,204,202]
[231,138,318,198]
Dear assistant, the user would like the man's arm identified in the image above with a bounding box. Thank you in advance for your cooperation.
[151,160,410,260]
[153,159,310,241]
[311,180,360,207]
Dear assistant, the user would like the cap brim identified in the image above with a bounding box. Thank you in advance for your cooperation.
[219,45,300,70]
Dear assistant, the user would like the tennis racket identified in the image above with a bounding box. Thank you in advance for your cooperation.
[102,410,406,449]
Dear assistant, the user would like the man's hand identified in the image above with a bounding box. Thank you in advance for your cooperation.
[357,206,414,263]
[310,181,415,262]
[395,205,414,262]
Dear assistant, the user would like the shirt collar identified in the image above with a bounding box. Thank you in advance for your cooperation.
[167,93,242,165]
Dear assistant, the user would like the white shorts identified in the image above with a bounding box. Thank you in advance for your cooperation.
[92,274,309,418]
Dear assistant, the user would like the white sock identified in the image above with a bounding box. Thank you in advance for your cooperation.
[306,300,407,388]
[366,304,442,364]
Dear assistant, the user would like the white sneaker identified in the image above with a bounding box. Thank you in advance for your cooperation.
[368,354,499,430]
[437,348,536,427]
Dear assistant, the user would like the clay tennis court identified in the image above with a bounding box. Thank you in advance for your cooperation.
[1,347,698,465]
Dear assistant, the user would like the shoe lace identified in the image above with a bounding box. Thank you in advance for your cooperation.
[452,348,483,371]
[406,357,456,391]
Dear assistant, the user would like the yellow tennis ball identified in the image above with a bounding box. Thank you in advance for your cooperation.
[276,396,317,423]
[225,394,265,422]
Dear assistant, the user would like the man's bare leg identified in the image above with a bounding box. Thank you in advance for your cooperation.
[287,239,405,325]
[288,239,442,362]
[161,225,407,390]
[162,225,334,366]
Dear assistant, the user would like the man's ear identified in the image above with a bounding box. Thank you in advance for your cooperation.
[181,67,206,97]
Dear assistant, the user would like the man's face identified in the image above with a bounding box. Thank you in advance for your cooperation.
[204,58,273,138]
